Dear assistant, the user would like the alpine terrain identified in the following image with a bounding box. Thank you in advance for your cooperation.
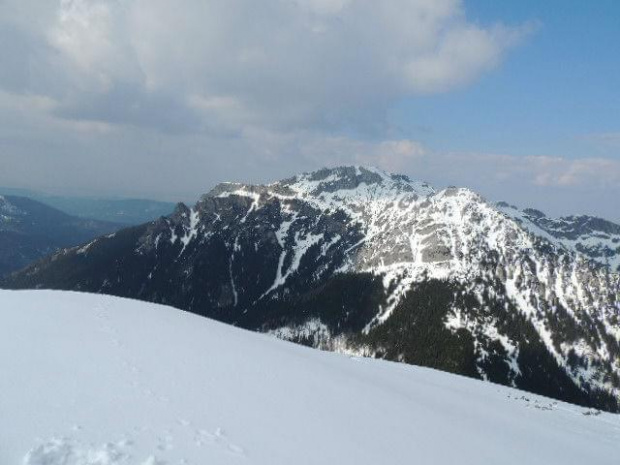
[3,167,620,412]
[0,195,121,277]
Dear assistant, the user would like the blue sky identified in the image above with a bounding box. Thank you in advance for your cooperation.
[392,0,620,159]
[0,0,618,220]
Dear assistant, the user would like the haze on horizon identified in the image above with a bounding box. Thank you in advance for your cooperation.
[1,0,618,221]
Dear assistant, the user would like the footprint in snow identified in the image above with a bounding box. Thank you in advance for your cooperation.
[141,455,167,465]
[157,435,174,451]
[177,418,191,427]
[194,428,245,457]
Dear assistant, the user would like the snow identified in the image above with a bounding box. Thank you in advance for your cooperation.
[499,203,620,271]
[1,290,619,465]
[178,209,201,255]
[257,211,302,298]
[228,245,238,307]
[269,318,332,345]
[205,168,620,396]
[287,230,324,277]
[76,239,98,256]
[446,306,521,383]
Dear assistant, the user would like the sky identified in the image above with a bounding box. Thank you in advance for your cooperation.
[0,0,618,220]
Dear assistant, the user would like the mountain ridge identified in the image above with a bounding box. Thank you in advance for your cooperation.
[3,166,619,412]
[0,187,176,225]
[0,195,121,276]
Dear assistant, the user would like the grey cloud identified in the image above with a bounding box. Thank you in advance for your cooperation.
[0,21,59,95]
[53,82,204,134]
[0,22,37,92]
[1,99,618,222]
[1,0,534,133]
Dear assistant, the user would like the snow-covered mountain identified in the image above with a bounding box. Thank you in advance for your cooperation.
[2,290,618,465]
[499,203,620,272]
[3,167,619,412]
[0,195,121,276]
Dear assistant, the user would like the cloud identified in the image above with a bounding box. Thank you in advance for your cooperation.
[1,86,618,221]
[239,128,427,169]
[526,156,620,188]
[404,22,538,94]
[581,132,620,151]
[14,1,615,220]
[411,150,620,190]
[1,0,535,133]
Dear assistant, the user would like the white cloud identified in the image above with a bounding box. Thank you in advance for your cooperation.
[410,150,620,190]
[404,22,537,93]
[528,156,620,188]
[1,0,534,133]
[49,0,142,89]
[241,129,426,167]
[393,149,620,219]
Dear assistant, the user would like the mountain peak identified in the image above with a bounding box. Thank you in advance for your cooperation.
[205,166,435,205]
[284,165,435,197]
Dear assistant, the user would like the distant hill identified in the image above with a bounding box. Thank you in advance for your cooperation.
[0,195,121,276]
[0,187,176,225]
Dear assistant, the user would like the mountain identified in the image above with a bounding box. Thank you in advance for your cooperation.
[2,290,618,465]
[3,166,619,412]
[0,195,121,276]
[35,197,176,225]
[498,203,620,272]
[0,187,176,225]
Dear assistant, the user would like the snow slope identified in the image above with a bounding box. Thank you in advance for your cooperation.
[1,291,618,465]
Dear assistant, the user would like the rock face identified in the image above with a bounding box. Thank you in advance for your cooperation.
[0,195,121,276]
[3,167,620,411]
